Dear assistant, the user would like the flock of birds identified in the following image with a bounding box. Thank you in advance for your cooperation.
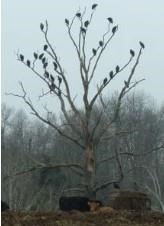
[18,3,145,95]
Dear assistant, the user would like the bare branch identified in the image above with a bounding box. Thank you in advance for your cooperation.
[7,83,85,149]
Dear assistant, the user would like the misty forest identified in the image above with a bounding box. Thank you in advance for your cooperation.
[2,4,164,215]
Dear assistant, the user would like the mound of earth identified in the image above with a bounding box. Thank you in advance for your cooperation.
[2,210,164,226]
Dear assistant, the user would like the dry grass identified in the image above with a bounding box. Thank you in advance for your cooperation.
[2,209,164,226]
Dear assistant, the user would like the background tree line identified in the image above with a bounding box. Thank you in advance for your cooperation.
[2,91,164,212]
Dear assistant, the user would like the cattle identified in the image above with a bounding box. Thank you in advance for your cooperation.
[59,196,90,212]
[1,201,9,212]
[88,201,114,214]
[59,196,102,212]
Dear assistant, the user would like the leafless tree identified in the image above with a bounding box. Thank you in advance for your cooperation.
[8,4,145,197]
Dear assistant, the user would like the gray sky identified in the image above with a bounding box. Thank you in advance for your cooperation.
[2,0,164,115]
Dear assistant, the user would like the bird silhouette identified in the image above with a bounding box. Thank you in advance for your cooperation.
[103,77,108,85]
[50,74,54,82]
[44,45,48,51]
[43,62,48,69]
[139,41,145,49]
[40,23,44,31]
[20,54,24,61]
[65,19,69,26]
[27,60,31,67]
[58,76,62,84]
[42,57,46,64]
[84,20,89,28]
[116,65,120,73]
[113,182,120,189]
[53,62,58,70]
[92,4,98,10]
[39,53,44,59]
[81,27,86,34]
[44,71,49,78]
[76,13,81,17]
[34,52,38,59]
[109,71,113,79]
[112,26,118,34]
[130,49,135,57]
[92,48,97,56]
[107,17,113,23]
[99,41,103,47]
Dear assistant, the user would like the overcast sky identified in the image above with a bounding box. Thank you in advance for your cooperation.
[2,0,164,115]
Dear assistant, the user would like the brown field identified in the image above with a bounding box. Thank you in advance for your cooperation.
[2,209,164,226]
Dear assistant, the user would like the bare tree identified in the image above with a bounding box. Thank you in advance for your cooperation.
[8,4,145,197]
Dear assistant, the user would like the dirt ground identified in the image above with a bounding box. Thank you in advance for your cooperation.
[2,209,164,226]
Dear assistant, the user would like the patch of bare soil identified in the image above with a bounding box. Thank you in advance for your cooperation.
[2,210,164,226]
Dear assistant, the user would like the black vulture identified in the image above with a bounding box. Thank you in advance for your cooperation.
[99,41,103,47]
[107,17,113,23]
[33,52,38,59]
[139,41,145,49]
[27,60,31,67]
[92,48,97,56]
[84,20,89,28]
[92,4,98,10]
[44,45,48,51]
[40,23,44,31]
[53,62,58,70]
[39,53,44,59]
[116,65,120,73]
[130,49,135,57]
[109,71,113,79]
[103,77,108,85]
[112,26,118,34]
[20,54,24,61]
[65,19,69,26]
[76,13,81,18]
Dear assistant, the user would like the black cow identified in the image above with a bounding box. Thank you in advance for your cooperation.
[1,201,9,212]
[59,196,90,212]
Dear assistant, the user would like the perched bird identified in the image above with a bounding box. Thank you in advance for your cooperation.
[99,41,103,47]
[107,17,113,23]
[81,27,86,34]
[109,71,113,79]
[20,54,24,61]
[50,83,56,91]
[43,62,48,69]
[27,60,31,67]
[124,80,129,88]
[112,26,118,34]
[58,76,62,84]
[39,53,44,59]
[40,23,44,31]
[130,49,135,57]
[76,13,81,18]
[103,77,108,86]
[113,182,120,189]
[92,4,98,10]
[50,74,54,82]
[53,62,58,70]
[33,52,38,59]
[116,65,120,73]
[92,48,97,56]
[139,41,145,49]
[44,45,48,51]
[42,57,46,64]
[44,71,49,78]
[65,19,69,26]
[84,20,89,28]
